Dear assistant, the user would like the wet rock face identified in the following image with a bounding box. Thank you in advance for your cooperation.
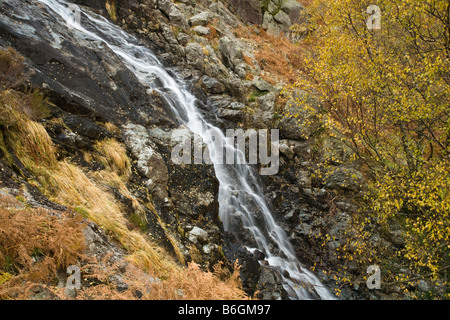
[69,0,107,11]
[221,233,289,299]
[0,0,227,274]
[0,0,174,127]
[221,234,262,296]
[256,266,289,300]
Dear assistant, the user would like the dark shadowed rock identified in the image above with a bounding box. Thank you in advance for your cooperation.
[63,115,110,140]
[0,0,173,127]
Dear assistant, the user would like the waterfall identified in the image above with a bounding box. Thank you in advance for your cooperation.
[37,0,335,300]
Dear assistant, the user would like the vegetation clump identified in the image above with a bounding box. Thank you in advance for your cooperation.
[289,0,449,299]
[0,47,247,300]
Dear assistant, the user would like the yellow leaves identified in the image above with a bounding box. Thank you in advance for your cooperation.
[0,272,12,285]
[365,159,450,288]
[292,0,449,298]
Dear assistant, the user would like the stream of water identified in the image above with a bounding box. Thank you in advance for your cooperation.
[37,0,335,300]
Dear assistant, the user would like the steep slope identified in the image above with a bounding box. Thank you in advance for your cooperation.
[0,0,414,300]
[0,0,247,300]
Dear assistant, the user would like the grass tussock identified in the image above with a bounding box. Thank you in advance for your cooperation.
[102,122,121,135]
[0,47,26,89]
[105,0,117,22]
[94,138,131,177]
[147,262,248,300]
[0,90,56,168]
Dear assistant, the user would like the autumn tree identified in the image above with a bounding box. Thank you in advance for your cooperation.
[290,0,449,298]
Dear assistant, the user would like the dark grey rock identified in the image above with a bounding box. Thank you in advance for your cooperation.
[224,0,263,25]
[201,75,225,94]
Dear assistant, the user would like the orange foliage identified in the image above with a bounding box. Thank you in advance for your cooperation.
[234,26,304,85]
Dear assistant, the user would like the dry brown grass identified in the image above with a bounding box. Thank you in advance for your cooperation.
[0,47,26,89]
[105,0,117,22]
[0,89,51,126]
[148,262,248,300]
[19,120,57,167]
[73,258,247,300]
[94,138,131,177]
[27,258,247,300]
[0,111,178,275]
[234,26,304,85]
[0,90,56,169]
[0,192,246,300]
[0,48,248,300]
[0,195,86,299]
[0,192,247,300]
[298,0,314,7]
[102,122,121,135]
[44,160,177,276]
[204,24,219,41]
[242,53,256,68]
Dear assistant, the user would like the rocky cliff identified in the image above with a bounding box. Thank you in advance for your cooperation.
[0,0,400,300]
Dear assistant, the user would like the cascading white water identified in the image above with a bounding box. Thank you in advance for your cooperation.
[37,0,335,300]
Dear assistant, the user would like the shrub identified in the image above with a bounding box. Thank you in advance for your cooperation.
[293,0,449,298]
[0,195,86,298]
[0,49,247,301]
[0,47,26,89]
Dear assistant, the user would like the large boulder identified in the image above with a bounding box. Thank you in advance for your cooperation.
[262,11,283,36]
[324,166,366,192]
[192,25,211,36]
[207,96,246,123]
[201,76,226,94]
[224,0,263,25]
[188,226,209,244]
[273,10,292,29]
[219,36,243,69]
[189,11,211,27]
[168,5,189,30]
